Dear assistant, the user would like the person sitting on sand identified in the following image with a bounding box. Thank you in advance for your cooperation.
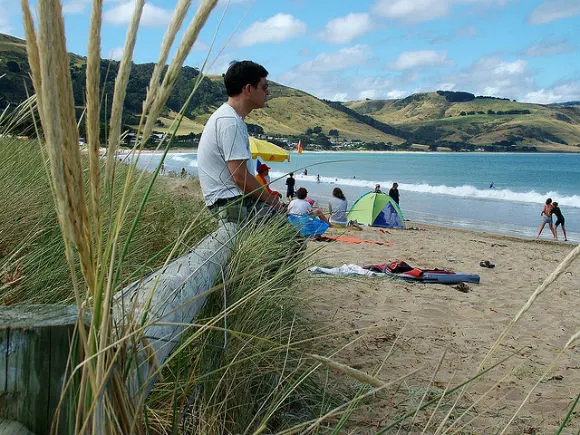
[255,163,281,198]
[551,201,567,241]
[374,184,382,193]
[328,187,348,227]
[537,197,557,240]
[288,187,329,224]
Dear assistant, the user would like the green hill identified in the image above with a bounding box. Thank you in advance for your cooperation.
[346,91,580,152]
[2,32,579,151]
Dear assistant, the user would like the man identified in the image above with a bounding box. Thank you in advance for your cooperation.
[285,172,295,200]
[389,182,400,204]
[197,61,283,222]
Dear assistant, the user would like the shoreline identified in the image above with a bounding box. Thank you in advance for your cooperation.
[117,147,580,156]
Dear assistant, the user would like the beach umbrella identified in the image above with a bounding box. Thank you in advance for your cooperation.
[249,137,290,162]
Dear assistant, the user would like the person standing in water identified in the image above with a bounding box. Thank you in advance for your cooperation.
[537,198,557,240]
[389,182,400,204]
[551,202,568,241]
[285,172,295,200]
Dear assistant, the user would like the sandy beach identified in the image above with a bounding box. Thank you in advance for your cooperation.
[162,176,579,432]
[298,223,579,433]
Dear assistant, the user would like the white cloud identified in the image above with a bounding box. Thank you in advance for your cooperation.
[295,45,372,73]
[237,14,306,47]
[332,92,349,101]
[454,26,478,38]
[522,82,580,104]
[388,50,451,70]
[438,55,533,99]
[318,13,373,44]
[385,89,410,99]
[528,0,580,24]
[104,2,172,27]
[372,0,513,24]
[525,40,576,57]
[62,0,91,14]
[106,46,124,61]
[373,0,450,23]
[278,55,403,102]
[0,0,18,34]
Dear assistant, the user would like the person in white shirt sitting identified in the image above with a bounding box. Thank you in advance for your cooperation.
[288,187,329,224]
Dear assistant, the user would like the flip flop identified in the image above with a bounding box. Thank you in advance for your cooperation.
[479,260,495,268]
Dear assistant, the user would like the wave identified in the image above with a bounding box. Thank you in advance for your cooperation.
[270,171,580,208]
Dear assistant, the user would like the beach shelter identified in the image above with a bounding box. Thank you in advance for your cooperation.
[347,192,405,229]
[249,137,290,162]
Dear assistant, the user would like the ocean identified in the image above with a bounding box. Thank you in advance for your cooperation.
[129,151,580,243]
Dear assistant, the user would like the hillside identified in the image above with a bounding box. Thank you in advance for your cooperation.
[346,92,580,152]
[2,32,579,151]
[0,33,404,146]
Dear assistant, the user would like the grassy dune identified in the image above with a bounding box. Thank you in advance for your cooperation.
[347,92,580,150]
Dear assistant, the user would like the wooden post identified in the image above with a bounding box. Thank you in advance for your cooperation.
[0,305,83,435]
[0,223,238,434]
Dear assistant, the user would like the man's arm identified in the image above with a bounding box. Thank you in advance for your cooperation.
[228,159,283,210]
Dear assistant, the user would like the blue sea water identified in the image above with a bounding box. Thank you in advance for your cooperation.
[128,151,580,242]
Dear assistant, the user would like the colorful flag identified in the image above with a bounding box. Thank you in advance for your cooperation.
[297,140,303,154]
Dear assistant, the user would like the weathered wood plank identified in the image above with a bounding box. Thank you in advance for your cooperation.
[0,223,239,433]
[114,222,238,397]
[0,419,37,435]
[0,306,81,435]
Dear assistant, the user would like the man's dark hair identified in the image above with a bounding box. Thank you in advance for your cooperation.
[224,61,268,96]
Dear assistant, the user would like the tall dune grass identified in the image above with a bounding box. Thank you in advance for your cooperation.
[5,0,579,433]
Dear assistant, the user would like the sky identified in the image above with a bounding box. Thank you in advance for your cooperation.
[1,0,579,104]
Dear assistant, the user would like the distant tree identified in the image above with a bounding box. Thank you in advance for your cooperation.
[6,61,21,73]
[328,129,339,137]
[312,126,322,134]
[305,128,313,135]
[246,123,264,135]
[487,109,495,115]
[460,111,466,116]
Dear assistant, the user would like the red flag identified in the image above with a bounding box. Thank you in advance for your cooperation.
[297,140,303,154]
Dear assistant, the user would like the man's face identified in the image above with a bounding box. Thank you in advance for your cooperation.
[248,77,270,109]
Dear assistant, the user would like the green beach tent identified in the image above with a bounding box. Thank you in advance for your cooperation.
[348,192,405,229]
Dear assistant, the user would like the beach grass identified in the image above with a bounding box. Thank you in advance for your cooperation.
[4,1,579,433]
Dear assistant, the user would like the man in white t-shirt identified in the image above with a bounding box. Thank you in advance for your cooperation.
[197,61,283,222]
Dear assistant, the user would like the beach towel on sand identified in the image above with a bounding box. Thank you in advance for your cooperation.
[311,260,480,284]
[314,235,394,246]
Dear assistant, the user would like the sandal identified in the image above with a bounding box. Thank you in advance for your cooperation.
[479,260,495,268]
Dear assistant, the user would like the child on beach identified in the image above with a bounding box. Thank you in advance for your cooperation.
[551,202,567,241]
[288,187,329,224]
[537,198,557,240]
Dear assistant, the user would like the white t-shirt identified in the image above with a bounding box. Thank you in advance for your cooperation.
[197,103,252,206]
[329,197,348,224]
[287,199,312,216]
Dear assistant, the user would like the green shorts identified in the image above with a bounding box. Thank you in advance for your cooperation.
[209,196,277,223]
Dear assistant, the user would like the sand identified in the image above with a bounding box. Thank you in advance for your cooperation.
[299,223,579,434]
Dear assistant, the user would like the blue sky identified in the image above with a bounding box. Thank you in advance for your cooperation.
[2,0,579,103]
